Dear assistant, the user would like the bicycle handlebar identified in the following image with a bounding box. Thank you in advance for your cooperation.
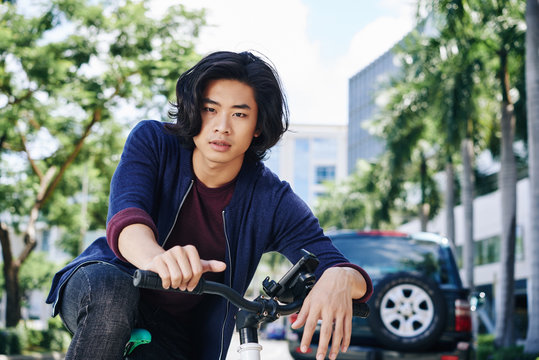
[134,270,265,313]
[133,269,370,318]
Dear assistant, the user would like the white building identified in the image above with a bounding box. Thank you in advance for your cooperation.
[263,123,348,208]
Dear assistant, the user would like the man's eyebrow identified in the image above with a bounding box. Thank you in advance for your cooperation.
[232,104,252,110]
[201,98,252,110]
[202,98,219,105]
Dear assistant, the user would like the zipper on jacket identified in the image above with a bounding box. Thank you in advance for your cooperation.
[218,210,233,360]
[161,180,194,249]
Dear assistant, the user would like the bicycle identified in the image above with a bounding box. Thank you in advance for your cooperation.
[124,249,370,359]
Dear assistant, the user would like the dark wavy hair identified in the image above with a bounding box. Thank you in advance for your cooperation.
[166,51,289,161]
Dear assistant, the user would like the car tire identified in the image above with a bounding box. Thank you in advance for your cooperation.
[367,272,447,351]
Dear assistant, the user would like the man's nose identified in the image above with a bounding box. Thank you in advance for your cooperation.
[214,113,231,134]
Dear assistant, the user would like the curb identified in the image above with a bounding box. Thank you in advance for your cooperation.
[0,353,64,360]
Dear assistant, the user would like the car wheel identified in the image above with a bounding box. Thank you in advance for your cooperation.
[367,272,447,351]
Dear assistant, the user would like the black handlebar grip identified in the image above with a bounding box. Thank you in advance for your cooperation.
[132,270,205,295]
[352,302,370,318]
[133,270,162,289]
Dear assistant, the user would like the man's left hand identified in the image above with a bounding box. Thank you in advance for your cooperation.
[291,266,367,360]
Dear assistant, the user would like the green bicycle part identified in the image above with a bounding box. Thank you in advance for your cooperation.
[124,328,152,357]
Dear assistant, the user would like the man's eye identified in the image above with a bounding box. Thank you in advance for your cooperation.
[233,112,247,118]
[202,107,215,113]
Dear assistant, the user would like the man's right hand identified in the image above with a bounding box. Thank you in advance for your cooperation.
[143,245,226,291]
[118,224,226,292]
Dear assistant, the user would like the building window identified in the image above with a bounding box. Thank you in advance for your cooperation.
[315,165,335,184]
[264,146,281,177]
[475,235,500,266]
[41,230,50,252]
[516,225,525,261]
[312,138,337,159]
[294,139,309,201]
[455,226,524,268]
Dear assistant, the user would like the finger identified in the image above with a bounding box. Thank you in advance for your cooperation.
[316,315,333,360]
[300,314,319,355]
[172,247,194,290]
[329,317,344,360]
[291,298,310,330]
[341,311,352,353]
[184,246,203,291]
[201,259,227,273]
[153,256,174,289]
[162,250,184,289]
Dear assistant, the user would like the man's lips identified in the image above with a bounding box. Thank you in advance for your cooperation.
[209,140,231,151]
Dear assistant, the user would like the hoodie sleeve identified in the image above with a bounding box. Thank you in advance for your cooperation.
[266,181,372,302]
[105,121,164,257]
[106,207,159,262]
[106,121,162,224]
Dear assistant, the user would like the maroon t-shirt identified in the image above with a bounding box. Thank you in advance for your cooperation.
[140,177,235,321]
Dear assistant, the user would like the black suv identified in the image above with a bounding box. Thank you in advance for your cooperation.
[286,230,474,360]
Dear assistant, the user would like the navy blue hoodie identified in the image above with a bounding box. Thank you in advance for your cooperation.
[46,120,371,359]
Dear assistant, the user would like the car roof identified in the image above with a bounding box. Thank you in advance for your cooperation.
[326,229,449,246]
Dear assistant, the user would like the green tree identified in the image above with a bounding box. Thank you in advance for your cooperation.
[363,15,482,241]
[524,0,539,354]
[0,0,205,326]
[3,251,57,305]
[316,161,367,229]
[468,0,527,347]
[19,252,57,295]
[415,0,496,295]
[315,160,388,230]
[419,0,527,347]
[0,252,57,320]
[415,6,526,335]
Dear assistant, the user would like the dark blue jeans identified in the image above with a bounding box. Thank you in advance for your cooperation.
[59,262,193,360]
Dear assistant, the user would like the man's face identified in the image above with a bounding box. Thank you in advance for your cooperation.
[192,79,259,175]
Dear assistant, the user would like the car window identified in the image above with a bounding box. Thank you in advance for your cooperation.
[331,234,454,285]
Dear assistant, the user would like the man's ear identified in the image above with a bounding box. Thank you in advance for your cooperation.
[254,129,261,138]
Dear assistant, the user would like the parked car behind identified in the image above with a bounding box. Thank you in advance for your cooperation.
[286,230,474,360]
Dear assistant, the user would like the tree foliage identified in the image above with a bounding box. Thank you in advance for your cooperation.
[19,252,58,294]
[0,0,205,326]
[319,0,528,349]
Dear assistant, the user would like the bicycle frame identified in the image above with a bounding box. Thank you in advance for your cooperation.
[131,249,369,359]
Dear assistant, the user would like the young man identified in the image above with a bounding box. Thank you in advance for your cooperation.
[46,51,372,360]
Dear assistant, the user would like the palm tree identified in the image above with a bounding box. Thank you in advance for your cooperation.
[475,0,527,347]
[524,0,539,354]
[423,0,525,346]
[417,0,485,292]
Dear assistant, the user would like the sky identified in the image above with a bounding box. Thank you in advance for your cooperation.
[15,0,417,126]
[156,0,418,126]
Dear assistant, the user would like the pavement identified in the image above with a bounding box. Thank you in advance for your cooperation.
[0,336,292,360]
[0,354,64,360]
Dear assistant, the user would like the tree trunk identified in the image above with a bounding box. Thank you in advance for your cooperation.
[420,152,429,231]
[445,158,456,246]
[524,0,539,353]
[0,223,22,327]
[0,168,51,326]
[0,110,98,326]
[494,49,518,349]
[461,138,475,293]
